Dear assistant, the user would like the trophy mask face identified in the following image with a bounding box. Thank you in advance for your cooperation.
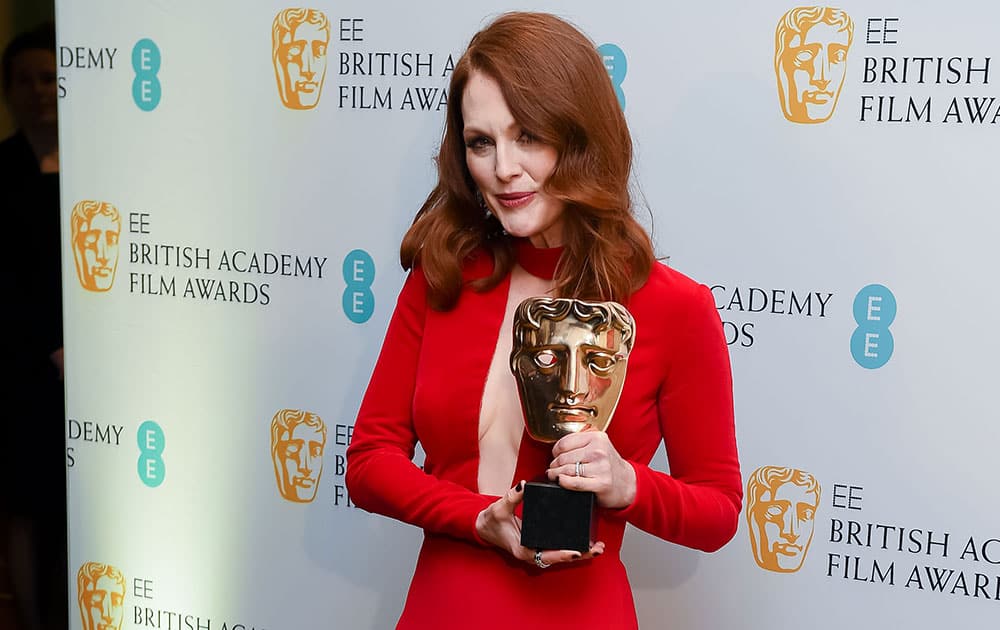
[511,298,635,443]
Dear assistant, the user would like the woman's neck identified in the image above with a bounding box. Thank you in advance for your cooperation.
[513,238,563,280]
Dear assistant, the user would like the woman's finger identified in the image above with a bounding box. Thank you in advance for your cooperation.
[524,541,606,568]
[550,430,597,457]
[495,480,525,517]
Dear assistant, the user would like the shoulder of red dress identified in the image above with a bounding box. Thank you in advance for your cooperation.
[630,260,714,309]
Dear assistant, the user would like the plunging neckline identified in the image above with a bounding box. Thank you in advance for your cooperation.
[475,241,563,496]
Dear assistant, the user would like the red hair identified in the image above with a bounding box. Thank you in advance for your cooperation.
[400,11,654,310]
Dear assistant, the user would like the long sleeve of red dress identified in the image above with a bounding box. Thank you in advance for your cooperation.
[345,267,494,544]
[611,277,742,552]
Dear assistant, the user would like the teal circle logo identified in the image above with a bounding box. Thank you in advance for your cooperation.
[343,249,375,324]
[851,284,896,369]
[137,420,165,487]
[597,43,627,110]
[132,39,161,74]
[132,76,161,111]
[132,38,161,111]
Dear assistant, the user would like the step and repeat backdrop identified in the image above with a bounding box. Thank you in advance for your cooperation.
[56,0,996,628]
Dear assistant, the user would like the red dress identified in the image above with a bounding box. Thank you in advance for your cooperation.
[346,240,742,629]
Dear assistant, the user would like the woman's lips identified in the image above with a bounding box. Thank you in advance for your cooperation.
[495,192,535,208]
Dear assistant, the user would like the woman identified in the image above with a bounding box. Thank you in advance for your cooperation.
[346,11,741,629]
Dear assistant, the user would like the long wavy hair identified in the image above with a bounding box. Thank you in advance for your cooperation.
[400,11,654,311]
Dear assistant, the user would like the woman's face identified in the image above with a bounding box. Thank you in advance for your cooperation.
[462,71,566,248]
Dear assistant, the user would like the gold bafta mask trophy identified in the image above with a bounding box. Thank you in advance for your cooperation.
[510,297,636,552]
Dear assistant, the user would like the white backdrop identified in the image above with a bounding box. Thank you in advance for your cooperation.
[56,1,998,628]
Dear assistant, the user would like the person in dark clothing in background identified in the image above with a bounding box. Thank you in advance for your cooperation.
[0,21,68,630]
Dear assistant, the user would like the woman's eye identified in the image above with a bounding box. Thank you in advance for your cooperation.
[465,136,491,150]
[795,50,814,64]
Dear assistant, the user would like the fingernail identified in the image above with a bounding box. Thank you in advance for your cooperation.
[515,481,523,492]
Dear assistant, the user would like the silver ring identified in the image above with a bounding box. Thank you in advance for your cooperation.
[534,550,551,569]
[575,461,582,477]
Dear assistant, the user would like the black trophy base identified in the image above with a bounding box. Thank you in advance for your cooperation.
[520,481,595,553]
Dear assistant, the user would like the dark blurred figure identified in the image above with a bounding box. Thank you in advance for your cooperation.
[0,20,68,630]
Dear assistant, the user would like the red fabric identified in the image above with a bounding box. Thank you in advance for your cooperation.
[346,242,742,629]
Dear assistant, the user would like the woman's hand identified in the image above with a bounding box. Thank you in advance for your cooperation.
[475,481,606,568]
[547,428,637,509]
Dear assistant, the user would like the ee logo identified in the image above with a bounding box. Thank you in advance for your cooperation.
[343,249,375,324]
[850,284,896,369]
[597,43,627,110]
[132,38,161,111]
[137,420,165,487]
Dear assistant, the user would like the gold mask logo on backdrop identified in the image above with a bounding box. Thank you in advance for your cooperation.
[746,466,822,573]
[271,408,327,502]
[71,200,121,292]
[775,7,855,123]
[77,562,125,630]
[273,8,330,109]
